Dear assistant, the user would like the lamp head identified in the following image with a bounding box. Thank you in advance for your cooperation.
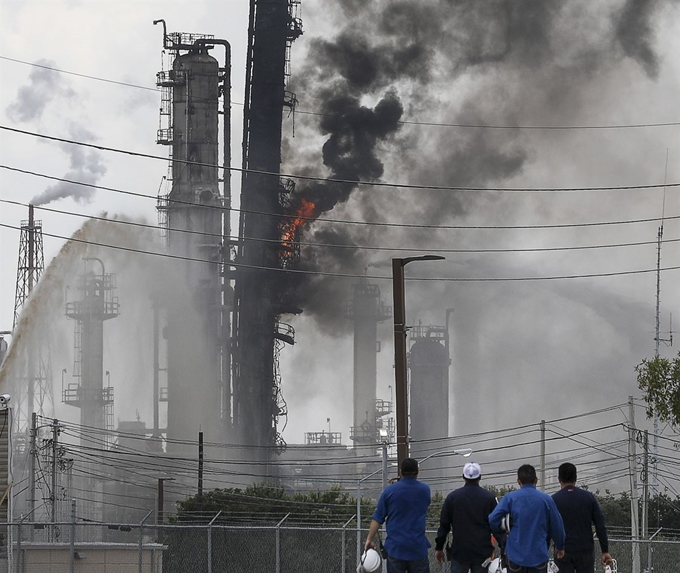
[400,255,445,266]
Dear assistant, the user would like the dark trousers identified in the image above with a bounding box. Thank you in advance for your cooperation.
[508,560,548,573]
[387,556,430,573]
[555,550,595,573]
[450,558,487,573]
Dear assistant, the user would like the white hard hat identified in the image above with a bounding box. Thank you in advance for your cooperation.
[488,557,506,573]
[500,514,512,533]
[357,548,382,573]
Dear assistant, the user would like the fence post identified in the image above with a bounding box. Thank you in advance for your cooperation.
[15,518,21,573]
[207,511,222,573]
[275,513,290,573]
[69,500,76,573]
[138,510,154,573]
[342,515,356,573]
[648,528,662,573]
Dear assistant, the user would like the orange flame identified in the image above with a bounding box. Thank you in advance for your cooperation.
[280,198,315,263]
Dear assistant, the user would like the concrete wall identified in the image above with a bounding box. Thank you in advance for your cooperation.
[16,543,164,573]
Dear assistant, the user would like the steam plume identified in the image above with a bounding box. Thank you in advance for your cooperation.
[30,124,107,205]
[6,60,75,122]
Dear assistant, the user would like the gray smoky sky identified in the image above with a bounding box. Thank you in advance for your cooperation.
[615,0,666,78]
[282,0,675,327]
[6,59,75,122]
[6,62,107,205]
[277,0,679,451]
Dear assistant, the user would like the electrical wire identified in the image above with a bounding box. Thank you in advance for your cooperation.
[2,55,679,131]
[3,125,680,193]
[24,409,675,503]
[3,221,678,282]
[77,431,619,481]
[5,165,680,231]
[2,196,678,255]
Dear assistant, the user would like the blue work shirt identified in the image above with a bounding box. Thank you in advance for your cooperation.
[489,484,565,567]
[371,476,431,560]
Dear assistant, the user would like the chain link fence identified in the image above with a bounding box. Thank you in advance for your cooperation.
[7,521,680,573]
[607,537,680,573]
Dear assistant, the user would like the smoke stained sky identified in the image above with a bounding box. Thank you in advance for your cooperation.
[0,0,678,491]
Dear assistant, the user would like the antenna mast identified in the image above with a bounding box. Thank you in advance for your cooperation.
[653,149,673,491]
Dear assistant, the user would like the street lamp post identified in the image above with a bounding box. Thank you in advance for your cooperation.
[392,255,445,470]
[418,448,472,465]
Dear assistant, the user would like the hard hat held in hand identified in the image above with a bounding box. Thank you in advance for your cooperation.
[357,548,382,573]
[500,514,512,533]
[487,557,507,573]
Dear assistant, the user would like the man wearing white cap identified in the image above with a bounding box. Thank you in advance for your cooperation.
[435,462,503,573]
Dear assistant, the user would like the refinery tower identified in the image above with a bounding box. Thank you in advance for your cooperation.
[154,23,232,448]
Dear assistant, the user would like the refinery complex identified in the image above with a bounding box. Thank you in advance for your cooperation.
[0,0,453,533]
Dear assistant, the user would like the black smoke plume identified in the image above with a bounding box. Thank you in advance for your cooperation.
[282,0,674,327]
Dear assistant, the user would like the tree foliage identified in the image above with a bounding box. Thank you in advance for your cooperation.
[597,490,680,534]
[174,483,373,526]
[174,483,680,535]
[636,352,680,428]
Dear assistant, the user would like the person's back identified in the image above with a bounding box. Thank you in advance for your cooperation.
[379,473,431,559]
[365,458,431,573]
[552,463,611,573]
[435,462,501,573]
[489,464,565,572]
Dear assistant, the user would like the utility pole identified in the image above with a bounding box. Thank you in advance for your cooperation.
[198,431,204,498]
[51,419,60,541]
[540,420,546,491]
[628,398,640,573]
[152,294,160,435]
[641,430,649,543]
[28,413,37,540]
[381,441,388,491]
[157,479,165,526]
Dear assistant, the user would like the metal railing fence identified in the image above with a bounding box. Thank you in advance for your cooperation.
[7,521,680,573]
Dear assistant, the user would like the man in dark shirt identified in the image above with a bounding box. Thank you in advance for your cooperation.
[435,462,503,573]
[552,463,612,573]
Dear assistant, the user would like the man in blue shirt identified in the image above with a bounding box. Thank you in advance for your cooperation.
[489,464,565,573]
[365,458,431,573]
[552,463,612,573]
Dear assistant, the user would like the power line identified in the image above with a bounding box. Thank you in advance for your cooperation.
[2,125,679,193]
[3,197,677,254]
[5,165,680,230]
[0,55,158,91]
[2,221,678,282]
[3,55,679,131]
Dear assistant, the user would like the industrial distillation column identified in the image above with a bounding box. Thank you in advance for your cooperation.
[64,257,119,526]
[345,282,392,451]
[409,322,451,468]
[155,28,228,447]
[64,258,119,438]
[233,0,302,468]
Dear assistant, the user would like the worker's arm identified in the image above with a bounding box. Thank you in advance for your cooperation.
[365,519,381,550]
